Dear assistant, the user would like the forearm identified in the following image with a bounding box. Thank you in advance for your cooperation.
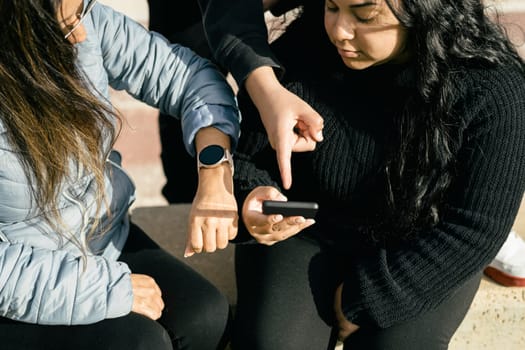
[244,66,283,111]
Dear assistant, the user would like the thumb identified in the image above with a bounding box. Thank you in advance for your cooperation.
[302,110,324,142]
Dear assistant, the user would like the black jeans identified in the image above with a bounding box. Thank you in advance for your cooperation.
[232,236,481,350]
[0,223,230,350]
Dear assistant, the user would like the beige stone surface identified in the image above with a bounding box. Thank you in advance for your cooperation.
[451,278,525,349]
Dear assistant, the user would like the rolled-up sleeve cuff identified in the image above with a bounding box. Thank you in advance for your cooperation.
[182,104,242,157]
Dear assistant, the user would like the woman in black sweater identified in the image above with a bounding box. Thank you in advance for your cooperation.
[223,0,525,349]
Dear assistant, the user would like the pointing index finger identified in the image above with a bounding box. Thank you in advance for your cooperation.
[276,140,293,190]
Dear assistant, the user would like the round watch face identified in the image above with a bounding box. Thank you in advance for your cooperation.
[199,145,225,166]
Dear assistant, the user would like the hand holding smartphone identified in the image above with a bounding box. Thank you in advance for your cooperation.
[262,200,319,218]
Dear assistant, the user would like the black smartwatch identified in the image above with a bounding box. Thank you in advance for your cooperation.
[197,145,234,174]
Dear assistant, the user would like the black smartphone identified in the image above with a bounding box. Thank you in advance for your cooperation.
[262,200,319,218]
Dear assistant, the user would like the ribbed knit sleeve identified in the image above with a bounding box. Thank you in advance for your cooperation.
[232,91,283,242]
[339,68,525,327]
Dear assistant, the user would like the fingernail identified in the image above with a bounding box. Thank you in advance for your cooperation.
[295,217,305,224]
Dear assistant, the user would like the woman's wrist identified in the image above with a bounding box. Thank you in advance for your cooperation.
[197,163,234,192]
[245,66,283,109]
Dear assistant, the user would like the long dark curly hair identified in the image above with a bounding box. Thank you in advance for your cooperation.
[376,0,525,238]
[283,0,525,239]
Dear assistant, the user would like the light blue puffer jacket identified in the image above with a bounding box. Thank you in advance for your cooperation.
[0,1,240,325]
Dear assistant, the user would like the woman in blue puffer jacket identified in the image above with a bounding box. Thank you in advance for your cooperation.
[0,1,240,349]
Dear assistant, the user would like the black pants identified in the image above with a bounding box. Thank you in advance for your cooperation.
[232,236,481,350]
[0,223,230,350]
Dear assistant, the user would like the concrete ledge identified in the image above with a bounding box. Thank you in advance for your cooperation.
[451,279,525,349]
[130,204,237,305]
[130,204,525,349]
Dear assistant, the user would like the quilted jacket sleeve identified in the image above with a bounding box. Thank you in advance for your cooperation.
[0,241,132,325]
[91,3,241,156]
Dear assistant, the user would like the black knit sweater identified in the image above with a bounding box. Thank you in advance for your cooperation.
[233,63,525,328]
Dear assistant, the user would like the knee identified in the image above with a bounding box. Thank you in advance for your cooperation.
[188,287,231,339]
[109,314,172,350]
[167,287,231,349]
[200,286,230,325]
